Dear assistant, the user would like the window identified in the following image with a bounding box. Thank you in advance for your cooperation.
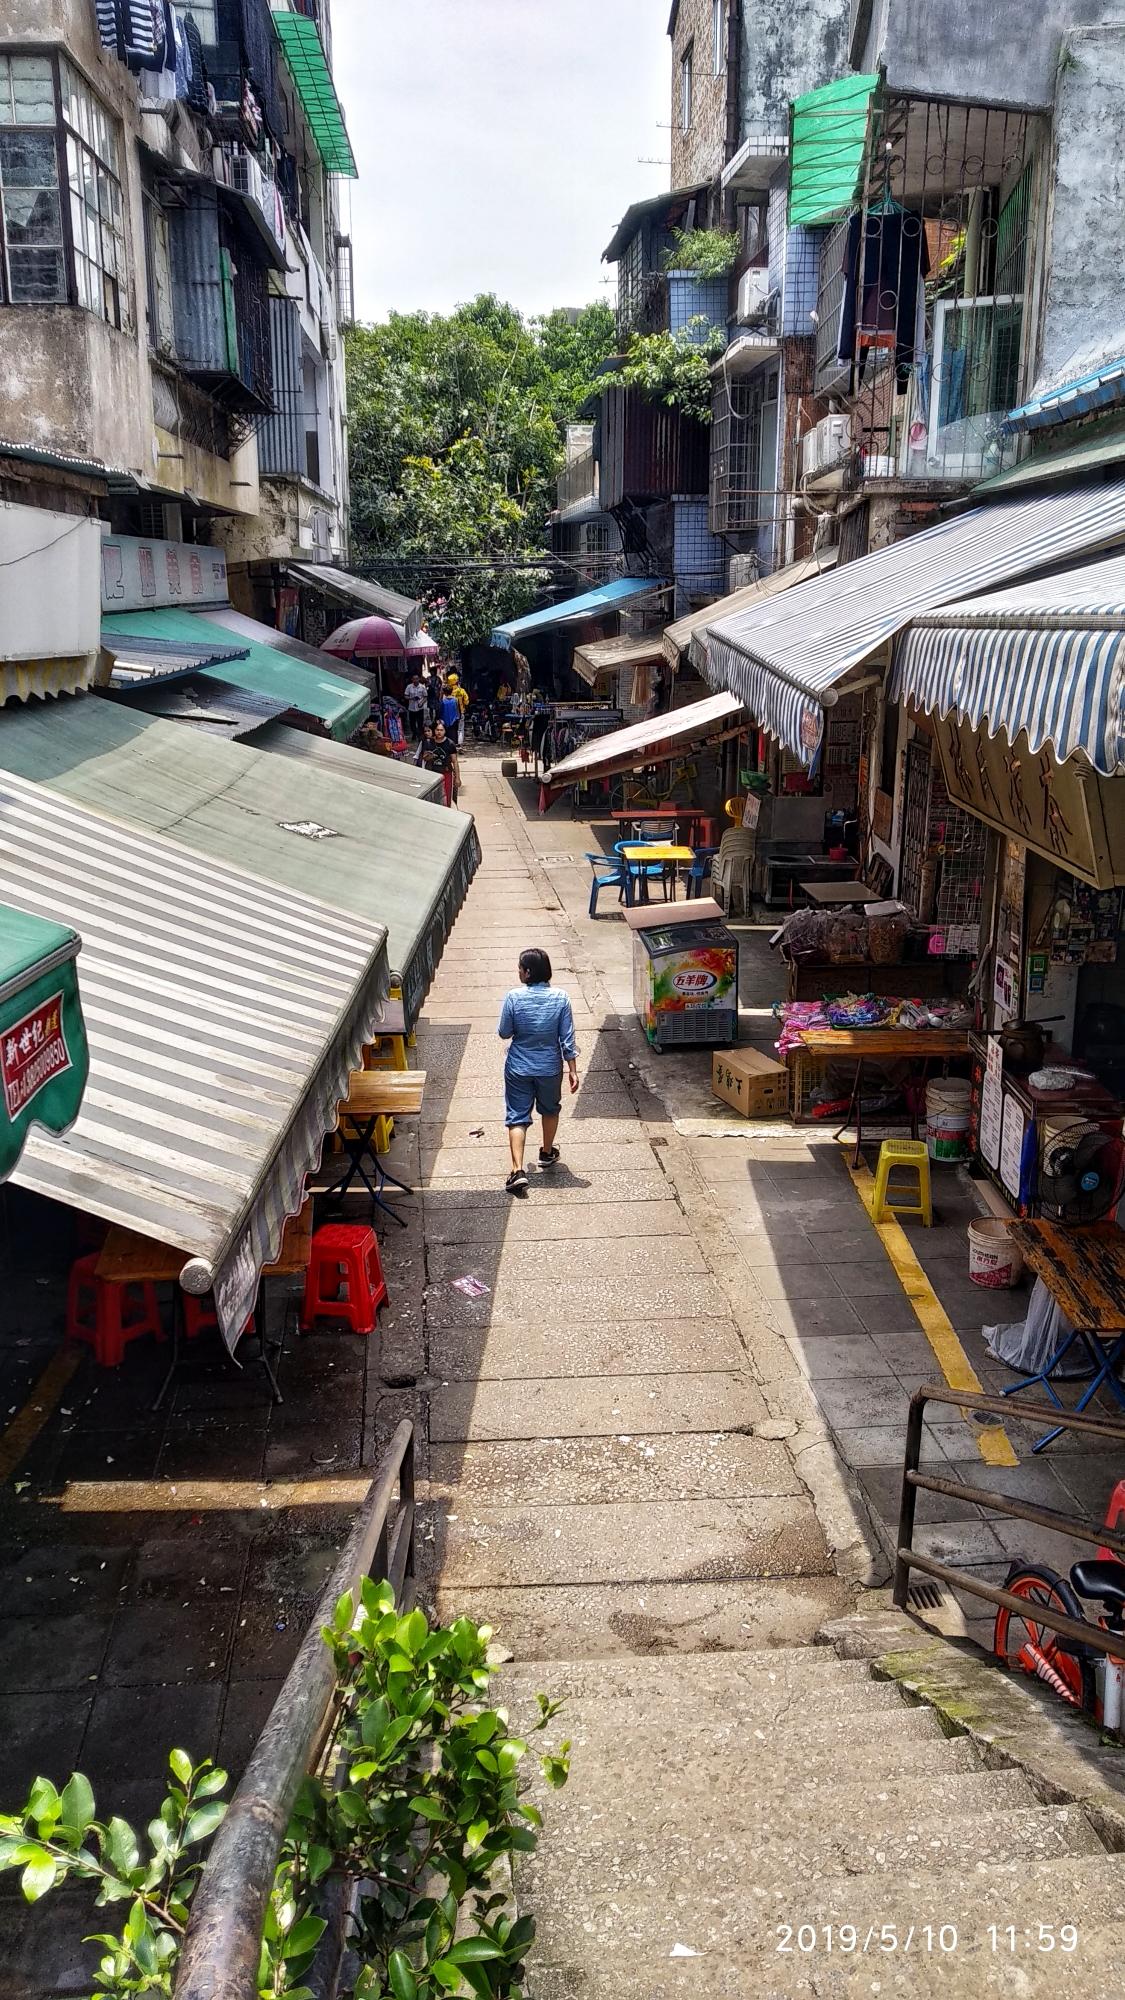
[59,59,126,326]
[0,56,65,303]
[680,45,692,134]
[143,193,175,354]
[176,1,217,44]
[712,0,724,76]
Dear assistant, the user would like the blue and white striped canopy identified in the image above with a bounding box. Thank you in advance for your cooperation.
[1004,356,1125,435]
[891,553,1125,776]
[699,479,1125,764]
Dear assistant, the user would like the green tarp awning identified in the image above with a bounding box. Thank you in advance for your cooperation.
[0,699,479,1030]
[101,610,369,742]
[0,904,88,1180]
[788,74,879,229]
[272,10,357,176]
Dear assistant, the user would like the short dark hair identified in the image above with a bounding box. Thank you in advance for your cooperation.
[519,947,552,984]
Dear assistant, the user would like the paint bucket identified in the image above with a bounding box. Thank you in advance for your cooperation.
[925,1077,972,1162]
[968,1217,1025,1289]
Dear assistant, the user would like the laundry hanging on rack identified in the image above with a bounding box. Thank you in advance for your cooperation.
[836,205,929,381]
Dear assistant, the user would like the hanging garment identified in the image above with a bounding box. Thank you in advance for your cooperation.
[837,207,929,379]
[96,0,162,64]
[181,13,209,112]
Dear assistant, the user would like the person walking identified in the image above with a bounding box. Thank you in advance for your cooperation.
[414,719,435,767]
[497,948,578,1193]
[447,671,469,746]
[404,670,426,740]
[426,719,460,806]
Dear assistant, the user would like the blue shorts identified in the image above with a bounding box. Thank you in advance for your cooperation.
[504,1069,562,1127]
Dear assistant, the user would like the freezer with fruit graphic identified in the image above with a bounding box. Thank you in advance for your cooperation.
[631,918,738,1048]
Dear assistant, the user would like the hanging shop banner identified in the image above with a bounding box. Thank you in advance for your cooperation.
[101,535,228,613]
[0,909,89,1181]
[929,709,1125,888]
[980,1036,1003,1171]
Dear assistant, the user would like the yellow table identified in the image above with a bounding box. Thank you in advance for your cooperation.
[329,1069,427,1226]
[620,843,696,905]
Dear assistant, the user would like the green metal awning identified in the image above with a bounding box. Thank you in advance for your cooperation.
[272,10,357,176]
[788,74,879,229]
[0,904,88,1180]
[101,610,369,741]
[0,700,479,1031]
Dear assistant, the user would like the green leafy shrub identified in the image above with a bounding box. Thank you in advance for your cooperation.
[0,1587,568,2000]
[662,228,739,277]
[619,321,727,424]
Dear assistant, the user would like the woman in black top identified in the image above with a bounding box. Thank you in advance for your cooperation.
[424,720,460,806]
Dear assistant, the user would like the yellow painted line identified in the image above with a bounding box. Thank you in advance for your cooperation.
[847,1153,1018,1469]
[52,1477,372,1513]
[0,1345,82,1485]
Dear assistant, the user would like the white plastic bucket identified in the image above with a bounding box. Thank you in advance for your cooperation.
[925,1077,971,1162]
[968,1217,1025,1289]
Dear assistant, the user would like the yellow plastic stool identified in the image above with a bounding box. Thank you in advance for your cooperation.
[871,1138,932,1226]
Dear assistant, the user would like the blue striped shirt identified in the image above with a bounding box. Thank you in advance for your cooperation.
[497,983,577,1077]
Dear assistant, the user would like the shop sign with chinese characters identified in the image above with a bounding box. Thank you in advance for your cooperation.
[1,991,71,1119]
[929,711,1125,888]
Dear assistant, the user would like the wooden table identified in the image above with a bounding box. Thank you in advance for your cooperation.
[96,1227,186,1284]
[620,843,696,905]
[326,1069,427,1223]
[1006,1219,1125,1449]
[797,1027,970,1165]
[611,809,711,843]
[799,880,880,906]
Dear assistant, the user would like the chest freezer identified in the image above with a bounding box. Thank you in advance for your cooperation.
[631,915,739,1049]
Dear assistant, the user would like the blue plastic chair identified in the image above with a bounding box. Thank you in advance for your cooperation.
[685,847,718,899]
[614,841,669,905]
[587,852,628,917]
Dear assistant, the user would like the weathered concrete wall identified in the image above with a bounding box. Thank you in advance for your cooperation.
[858,0,1124,111]
[1033,23,1125,393]
[740,0,849,135]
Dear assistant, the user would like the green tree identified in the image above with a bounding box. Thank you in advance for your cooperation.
[345,298,616,653]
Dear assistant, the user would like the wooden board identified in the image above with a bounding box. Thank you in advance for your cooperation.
[1009,1219,1125,1331]
[621,844,696,862]
[800,881,879,905]
[340,1069,426,1118]
[95,1227,186,1284]
[797,1029,969,1058]
[261,1199,313,1277]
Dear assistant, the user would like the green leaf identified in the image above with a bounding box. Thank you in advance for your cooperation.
[447,1939,505,1963]
[168,1749,193,1787]
[465,1819,488,1852]
[20,1854,56,1901]
[104,1817,140,1876]
[430,1960,462,1992]
[183,1800,227,1844]
[409,1797,446,1822]
[334,1590,355,1633]
[306,1843,333,1883]
[283,1914,327,1957]
[387,1947,418,2000]
[26,1779,59,1828]
[192,1768,228,1799]
[58,1773,95,1831]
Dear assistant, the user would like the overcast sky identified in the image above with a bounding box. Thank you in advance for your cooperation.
[331,0,671,324]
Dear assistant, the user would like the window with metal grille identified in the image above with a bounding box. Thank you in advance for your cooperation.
[0,55,64,304]
[710,371,777,532]
[680,45,693,133]
[59,57,126,327]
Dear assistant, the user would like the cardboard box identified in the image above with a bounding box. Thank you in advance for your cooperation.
[711,1047,790,1118]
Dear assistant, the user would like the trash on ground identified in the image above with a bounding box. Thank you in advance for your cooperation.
[451,1276,490,1297]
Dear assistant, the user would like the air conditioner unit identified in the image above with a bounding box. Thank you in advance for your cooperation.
[800,413,852,481]
[728,553,759,590]
[736,268,772,325]
[229,153,264,206]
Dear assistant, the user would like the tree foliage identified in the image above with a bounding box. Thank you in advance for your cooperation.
[618,320,726,424]
[345,297,617,652]
[662,227,740,277]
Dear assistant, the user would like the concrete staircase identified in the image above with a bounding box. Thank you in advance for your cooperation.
[509,1640,1125,1997]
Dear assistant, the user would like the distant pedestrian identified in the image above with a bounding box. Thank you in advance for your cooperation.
[439,678,461,739]
[426,671,442,722]
[497,948,578,1193]
[415,719,434,766]
[404,671,426,739]
[447,671,469,746]
[425,719,460,806]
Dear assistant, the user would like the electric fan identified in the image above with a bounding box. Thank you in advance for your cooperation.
[1038,1121,1125,1222]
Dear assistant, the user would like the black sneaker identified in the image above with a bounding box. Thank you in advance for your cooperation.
[506,1169,530,1193]
[538,1147,560,1167]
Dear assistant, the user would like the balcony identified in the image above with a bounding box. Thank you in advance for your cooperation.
[556,449,598,514]
[223,149,287,265]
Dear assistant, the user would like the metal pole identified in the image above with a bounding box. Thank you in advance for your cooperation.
[893,1387,927,1607]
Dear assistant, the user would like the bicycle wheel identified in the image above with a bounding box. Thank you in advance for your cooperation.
[994,1563,1096,1712]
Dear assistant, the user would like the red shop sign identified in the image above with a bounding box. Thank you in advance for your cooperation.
[1,990,71,1119]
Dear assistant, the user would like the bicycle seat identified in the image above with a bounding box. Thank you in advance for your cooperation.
[1071,1558,1125,1615]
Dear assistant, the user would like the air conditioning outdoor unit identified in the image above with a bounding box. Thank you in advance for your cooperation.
[800,414,852,481]
[736,268,772,325]
[728,553,759,590]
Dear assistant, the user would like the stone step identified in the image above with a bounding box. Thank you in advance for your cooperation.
[518,1803,1101,1916]
[539,1693,949,1771]
[502,1647,882,1699]
[522,1847,1125,1970]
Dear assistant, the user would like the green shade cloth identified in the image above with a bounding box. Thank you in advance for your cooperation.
[272,11,357,176]
[0,903,88,1181]
[101,610,369,742]
[0,699,479,1031]
[788,74,879,229]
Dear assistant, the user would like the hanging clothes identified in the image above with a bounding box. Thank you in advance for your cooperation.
[836,206,929,383]
[96,0,163,66]
[180,12,209,112]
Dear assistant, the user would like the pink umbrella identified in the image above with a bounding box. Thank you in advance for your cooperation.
[322,615,404,658]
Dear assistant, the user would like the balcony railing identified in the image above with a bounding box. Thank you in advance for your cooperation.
[556,449,597,513]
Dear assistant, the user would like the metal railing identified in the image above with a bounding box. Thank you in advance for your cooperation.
[893,1385,1125,1665]
[175,1420,415,2000]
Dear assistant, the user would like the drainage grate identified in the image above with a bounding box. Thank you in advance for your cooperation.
[908,1581,946,1611]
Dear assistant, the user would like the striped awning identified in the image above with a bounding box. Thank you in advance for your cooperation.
[0,770,389,1347]
[891,553,1125,776]
[700,479,1125,765]
[1004,353,1125,435]
[546,691,743,785]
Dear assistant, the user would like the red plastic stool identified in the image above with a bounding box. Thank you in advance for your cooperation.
[300,1223,388,1335]
[182,1295,253,1342]
[66,1253,164,1367]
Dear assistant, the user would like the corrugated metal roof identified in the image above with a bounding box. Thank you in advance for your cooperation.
[491,577,668,650]
[973,423,1125,497]
[700,479,1125,763]
[547,691,743,785]
[102,609,369,739]
[101,632,251,688]
[198,606,377,691]
[272,10,356,175]
[662,550,839,667]
[111,675,291,738]
[571,633,666,687]
[892,552,1125,775]
[0,699,478,1031]
[245,720,444,804]
[283,563,422,642]
[0,766,388,1345]
[1004,353,1125,435]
